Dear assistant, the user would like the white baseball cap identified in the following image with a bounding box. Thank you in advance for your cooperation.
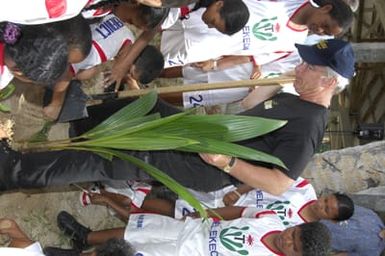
[0,0,89,24]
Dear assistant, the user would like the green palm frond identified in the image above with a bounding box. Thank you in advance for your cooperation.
[25,91,288,219]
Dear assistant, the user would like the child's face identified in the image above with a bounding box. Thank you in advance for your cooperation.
[312,194,339,220]
[275,226,302,256]
[201,1,226,34]
[306,6,343,36]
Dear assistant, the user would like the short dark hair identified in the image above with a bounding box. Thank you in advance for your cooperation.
[95,238,136,256]
[2,23,68,86]
[134,45,164,84]
[314,0,353,32]
[219,0,250,35]
[49,14,92,58]
[299,222,331,256]
[138,4,170,29]
[334,192,354,221]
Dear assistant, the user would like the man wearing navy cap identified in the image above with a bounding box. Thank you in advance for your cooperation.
[0,39,355,196]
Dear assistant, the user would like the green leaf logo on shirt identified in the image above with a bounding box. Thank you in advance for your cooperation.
[220,226,251,255]
[252,16,278,41]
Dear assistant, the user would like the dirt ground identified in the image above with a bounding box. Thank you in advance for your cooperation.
[0,78,126,250]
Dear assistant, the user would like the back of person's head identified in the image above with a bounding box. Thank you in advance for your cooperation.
[138,4,170,30]
[49,14,92,63]
[219,0,249,35]
[334,192,354,221]
[1,22,68,86]
[299,222,331,256]
[312,0,353,33]
[133,45,164,84]
[95,238,136,256]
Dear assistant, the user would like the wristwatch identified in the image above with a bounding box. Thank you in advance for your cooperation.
[223,156,236,173]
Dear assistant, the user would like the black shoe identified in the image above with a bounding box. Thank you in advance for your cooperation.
[44,247,80,256]
[57,211,91,251]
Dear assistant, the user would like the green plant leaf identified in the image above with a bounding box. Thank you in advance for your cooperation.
[28,121,54,143]
[0,103,11,112]
[85,91,158,135]
[0,83,16,100]
[152,115,287,142]
[102,148,207,219]
[76,134,200,151]
[178,138,286,169]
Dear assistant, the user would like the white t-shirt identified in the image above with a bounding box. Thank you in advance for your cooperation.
[0,66,14,90]
[161,0,309,68]
[0,242,45,256]
[70,14,135,74]
[125,211,285,255]
[175,177,317,227]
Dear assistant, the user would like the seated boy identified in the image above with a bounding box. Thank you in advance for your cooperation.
[57,209,331,255]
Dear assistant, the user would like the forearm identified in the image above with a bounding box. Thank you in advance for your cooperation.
[206,206,245,220]
[217,56,251,70]
[236,184,254,194]
[105,200,130,222]
[227,159,294,196]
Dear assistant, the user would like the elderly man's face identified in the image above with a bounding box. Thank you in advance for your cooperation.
[294,61,328,95]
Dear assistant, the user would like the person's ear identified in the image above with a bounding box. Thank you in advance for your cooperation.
[319,4,333,13]
[321,76,337,90]
[215,0,224,9]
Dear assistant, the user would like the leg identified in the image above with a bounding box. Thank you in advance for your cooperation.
[87,228,125,246]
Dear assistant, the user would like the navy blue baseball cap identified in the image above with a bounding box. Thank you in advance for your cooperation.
[295,39,355,79]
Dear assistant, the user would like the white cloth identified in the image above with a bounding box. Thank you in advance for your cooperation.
[0,66,14,90]
[161,0,309,68]
[0,0,89,24]
[103,180,152,208]
[71,14,135,74]
[0,242,45,256]
[175,177,317,227]
[125,211,284,255]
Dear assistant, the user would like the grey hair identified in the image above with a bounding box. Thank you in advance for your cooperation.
[325,66,350,94]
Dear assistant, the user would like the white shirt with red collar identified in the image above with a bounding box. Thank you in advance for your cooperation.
[161,0,309,68]
[175,177,317,228]
[125,210,285,255]
[70,14,135,74]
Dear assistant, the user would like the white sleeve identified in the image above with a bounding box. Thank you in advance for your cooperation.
[24,242,44,255]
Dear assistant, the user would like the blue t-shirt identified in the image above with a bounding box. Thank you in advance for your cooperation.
[321,205,385,256]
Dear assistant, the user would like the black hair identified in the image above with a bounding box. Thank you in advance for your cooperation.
[1,23,68,86]
[299,222,331,256]
[137,5,170,30]
[134,45,164,84]
[49,14,92,58]
[334,192,354,221]
[95,238,136,256]
[314,0,353,32]
[219,0,250,35]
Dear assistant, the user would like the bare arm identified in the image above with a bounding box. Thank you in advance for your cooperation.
[0,219,34,248]
[192,56,251,72]
[200,154,294,196]
[240,85,282,110]
[223,184,254,206]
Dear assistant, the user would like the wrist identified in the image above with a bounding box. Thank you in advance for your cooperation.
[222,156,237,173]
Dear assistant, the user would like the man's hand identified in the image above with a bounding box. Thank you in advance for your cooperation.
[199,153,232,169]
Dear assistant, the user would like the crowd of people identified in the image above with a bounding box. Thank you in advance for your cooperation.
[0,0,384,255]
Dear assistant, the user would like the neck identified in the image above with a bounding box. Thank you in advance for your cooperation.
[300,201,320,222]
[264,232,283,254]
[290,2,314,25]
[299,93,331,108]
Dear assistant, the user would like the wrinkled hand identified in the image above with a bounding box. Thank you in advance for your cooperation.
[250,64,261,80]
[223,191,241,206]
[199,153,231,169]
[192,60,215,72]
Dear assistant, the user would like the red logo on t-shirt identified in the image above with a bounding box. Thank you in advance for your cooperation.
[45,0,67,18]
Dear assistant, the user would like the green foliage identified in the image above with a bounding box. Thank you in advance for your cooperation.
[0,84,16,113]
[28,91,288,219]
